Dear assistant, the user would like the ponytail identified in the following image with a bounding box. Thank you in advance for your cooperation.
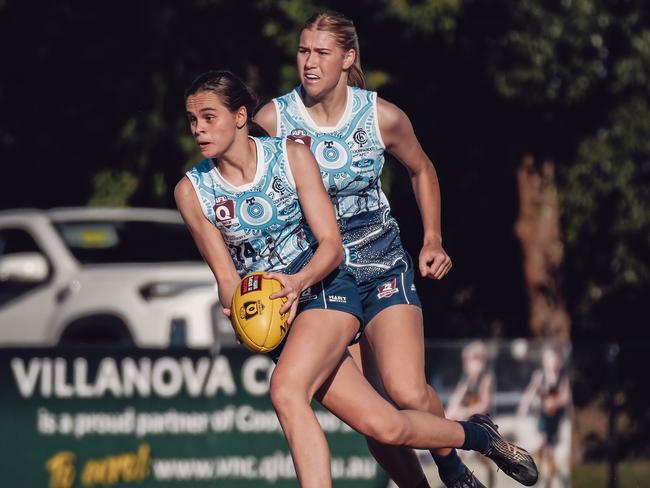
[248,120,269,137]
[347,63,366,89]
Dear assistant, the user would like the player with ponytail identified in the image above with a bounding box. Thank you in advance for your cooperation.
[255,11,536,488]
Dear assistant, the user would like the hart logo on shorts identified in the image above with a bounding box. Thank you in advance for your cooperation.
[328,295,347,304]
[411,283,417,292]
[299,287,318,303]
[288,129,312,147]
[213,196,238,228]
[241,274,262,295]
[377,279,399,299]
[239,300,264,320]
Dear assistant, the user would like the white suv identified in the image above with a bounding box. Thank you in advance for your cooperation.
[0,207,235,348]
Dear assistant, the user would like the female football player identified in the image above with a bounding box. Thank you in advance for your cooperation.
[518,343,571,485]
[176,70,537,488]
[253,11,499,488]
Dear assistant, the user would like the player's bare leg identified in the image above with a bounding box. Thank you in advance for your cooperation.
[348,343,431,487]
[271,309,360,488]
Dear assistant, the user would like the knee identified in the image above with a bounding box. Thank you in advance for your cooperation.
[363,412,410,446]
[269,371,302,418]
[384,382,433,412]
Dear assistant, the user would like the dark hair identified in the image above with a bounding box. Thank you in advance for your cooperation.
[302,11,366,89]
[184,70,268,137]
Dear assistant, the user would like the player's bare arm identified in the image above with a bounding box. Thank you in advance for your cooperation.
[377,97,452,280]
[254,102,278,137]
[175,177,241,310]
[266,141,343,322]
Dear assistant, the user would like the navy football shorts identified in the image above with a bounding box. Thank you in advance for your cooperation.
[339,208,422,325]
[357,253,422,325]
[270,266,364,361]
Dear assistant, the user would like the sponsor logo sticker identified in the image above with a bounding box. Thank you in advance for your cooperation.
[241,274,262,295]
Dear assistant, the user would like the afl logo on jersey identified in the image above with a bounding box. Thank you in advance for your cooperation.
[214,196,238,228]
[288,129,312,147]
[353,128,369,147]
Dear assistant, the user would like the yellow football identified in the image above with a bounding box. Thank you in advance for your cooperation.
[230,273,290,353]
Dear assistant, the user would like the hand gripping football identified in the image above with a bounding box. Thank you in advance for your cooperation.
[230,273,290,353]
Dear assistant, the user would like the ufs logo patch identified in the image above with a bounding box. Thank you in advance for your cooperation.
[377,279,399,299]
[213,196,238,228]
[288,129,312,147]
[353,128,368,147]
[239,300,265,320]
[241,274,262,295]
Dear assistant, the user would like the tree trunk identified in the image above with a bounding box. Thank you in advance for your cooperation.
[514,155,571,341]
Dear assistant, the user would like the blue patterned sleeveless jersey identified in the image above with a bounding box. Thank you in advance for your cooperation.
[186,136,315,277]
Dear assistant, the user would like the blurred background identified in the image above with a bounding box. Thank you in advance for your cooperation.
[0,1,648,487]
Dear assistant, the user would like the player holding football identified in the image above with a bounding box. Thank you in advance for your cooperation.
[254,11,533,488]
[176,70,538,488]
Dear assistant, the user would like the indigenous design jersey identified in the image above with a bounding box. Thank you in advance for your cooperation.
[338,207,410,283]
[274,85,390,220]
[186,136,315,277]
[274,86,409,284]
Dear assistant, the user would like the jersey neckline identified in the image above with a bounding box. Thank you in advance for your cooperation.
[212,137,264,192]
[293,85,353,133]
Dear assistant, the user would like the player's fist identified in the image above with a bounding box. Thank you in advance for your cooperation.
[419,242,452,280]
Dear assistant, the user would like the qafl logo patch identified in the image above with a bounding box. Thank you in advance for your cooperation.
[213,196,238,228]
[377,278,399,299]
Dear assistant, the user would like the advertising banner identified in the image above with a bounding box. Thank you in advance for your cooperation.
[0,347,384,488]
[1,341,571,488]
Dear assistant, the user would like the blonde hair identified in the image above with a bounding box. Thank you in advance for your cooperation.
[302,11,366,89]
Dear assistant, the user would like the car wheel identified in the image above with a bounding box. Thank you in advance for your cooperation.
[59,315,134,346]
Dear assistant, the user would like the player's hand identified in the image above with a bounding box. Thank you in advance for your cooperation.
[222,307,231,318]
[265,272,304,325]
[419,241,452,280]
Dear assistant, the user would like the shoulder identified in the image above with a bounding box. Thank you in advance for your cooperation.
[176,159,212,196]
[285,139,313,161]
[254,102,277,136]
[174,175,195,203]
[377,97,410,131]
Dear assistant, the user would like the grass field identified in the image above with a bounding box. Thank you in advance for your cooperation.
[573,461,650,488]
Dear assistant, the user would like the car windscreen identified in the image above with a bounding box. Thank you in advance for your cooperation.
[53,220,203,264]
